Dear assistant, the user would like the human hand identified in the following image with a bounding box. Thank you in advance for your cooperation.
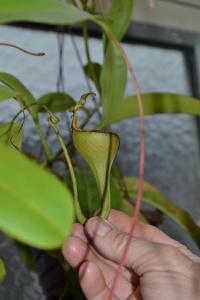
[62,209,200,300]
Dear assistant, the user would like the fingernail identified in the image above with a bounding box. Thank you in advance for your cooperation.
[89,217,112,237]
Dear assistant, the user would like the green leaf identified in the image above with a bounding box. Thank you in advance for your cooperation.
[108,0,134,40]
[66,167,147,223]
[66,167,100,219]
[0,258,6,282]
[0,123,23,149]
[0,72,37,119]
[0,1,92,25]
[0,142,74,249]
[0,73,51,159]
[37,92,75,113]
[83,62,102,92]
[0,84,19,102]
[124,176,200,248]
[67,168,124,219]
[101,93,200,126]
[100,43,127,121]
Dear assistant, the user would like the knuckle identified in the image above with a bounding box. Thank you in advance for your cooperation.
[177,244,189,253]
[111,230,129,253]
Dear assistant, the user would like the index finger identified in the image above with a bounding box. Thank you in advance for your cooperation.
[108,209,181,247]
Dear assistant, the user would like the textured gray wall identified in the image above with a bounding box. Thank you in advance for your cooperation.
[0,25,200,299]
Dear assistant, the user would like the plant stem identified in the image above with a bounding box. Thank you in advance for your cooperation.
[34,121,51,159]
[49,120,86,224]
[82,21,102,96]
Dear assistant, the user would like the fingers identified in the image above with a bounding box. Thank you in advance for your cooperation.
[108,210,200,263]
[85,216,194,276]
[79,261,121,300]
[66,221,138,283]
[62,236,89,268]
[108,209,181,247]
[62,236,135,299]
[71,210,180,248]
[70,214,199,264]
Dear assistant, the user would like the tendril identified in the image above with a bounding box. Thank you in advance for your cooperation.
[0,42,45,56]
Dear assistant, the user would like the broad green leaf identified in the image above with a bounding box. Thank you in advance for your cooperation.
[0,123,23,149]
[0,72,37,119]
[108,0,134,40]
[0,84,19,102]
[83,62,102,92]
[124,176,200,248]
[0,1,92,25]
[0,258,6,282]
[37,92,75,113]
[101,93,200,126]
[71,93,120,219]
[0,142,74,249]
[100,42,127,121]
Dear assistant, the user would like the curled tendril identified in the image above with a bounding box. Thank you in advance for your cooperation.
[70,92,96,130]
[0,42,45,56]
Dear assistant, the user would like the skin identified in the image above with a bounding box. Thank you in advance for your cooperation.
[62,209,200,300]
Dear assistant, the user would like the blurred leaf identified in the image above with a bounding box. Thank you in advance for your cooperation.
[111,177,147,222]
[0,84,19,102]
[46,248,62,260]
[0,123,23,149]
[122,199,147,223]
[0,142,74,249]
[124,176,200,248]
[0,72,37,119]
[0,258,6,282]
[111,170,147,222]
[37,92,75,113]
[83,62,102,92]
[0,0,92,25]
[15,242,36,271]
[101,93,200,126]
[108,0,134,40]
[100,43,127,121]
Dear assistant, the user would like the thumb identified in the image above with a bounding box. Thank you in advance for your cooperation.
[85,217,176,276]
